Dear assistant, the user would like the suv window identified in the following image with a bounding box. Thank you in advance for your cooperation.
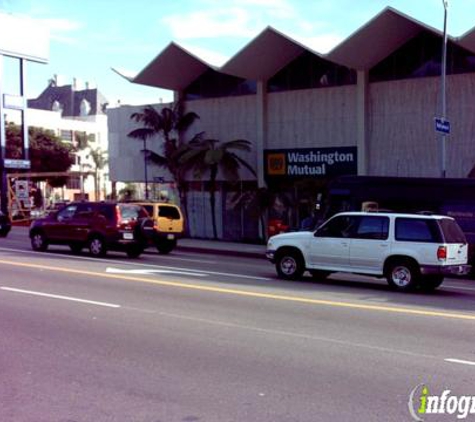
[439,218,467,243]
[318,215,358,238]
[142,205,154,216]
[119,204,148,220]
[158,205,180,219]
[354,216,389,240]
[395,218,442,242]
[57,204,78,221]
[98,204,114,221]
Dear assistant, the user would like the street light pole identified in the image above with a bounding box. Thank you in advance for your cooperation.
[143,138,149,200]
[440,0,448,178]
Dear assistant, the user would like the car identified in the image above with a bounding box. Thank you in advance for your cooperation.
[266,211,471,292]
[0,210,12,237]
[132,202,184,254]
[29,201,154,258]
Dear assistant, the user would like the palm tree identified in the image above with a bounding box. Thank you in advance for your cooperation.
[178,137,256,239]
[89,147,108,200]
[128,101,200,207]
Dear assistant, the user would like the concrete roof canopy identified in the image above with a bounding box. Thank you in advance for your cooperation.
[456,26,475,54]
[130,42,216,91]
[327,7,451,70]
[220,26,323,80]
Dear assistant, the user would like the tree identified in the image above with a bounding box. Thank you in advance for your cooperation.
[178,137,256,239]
[87,147,108,200]
[128,101,200,214]
[6,123,75,187]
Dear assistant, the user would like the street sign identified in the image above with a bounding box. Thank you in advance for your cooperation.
[435,118,450,134]
[3,159,31,169]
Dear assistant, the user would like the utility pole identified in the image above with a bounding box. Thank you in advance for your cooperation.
[440,0,448,178]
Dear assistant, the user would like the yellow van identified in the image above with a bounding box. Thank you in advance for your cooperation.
[132,202,184,254]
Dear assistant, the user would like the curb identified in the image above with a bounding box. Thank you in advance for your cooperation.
[176,245,265,260]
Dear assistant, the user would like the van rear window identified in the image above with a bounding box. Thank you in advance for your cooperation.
[158,206,180,219]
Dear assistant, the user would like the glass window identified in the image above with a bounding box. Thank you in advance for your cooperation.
[370,31,475,83]
[438,218,467,243]
[58,204,77,220]
[318,215,358,238]
[158,205,180,219]
[184,69,256,100]
[355,216,389,240]
[267,51,356,92]
[395,218,442,242]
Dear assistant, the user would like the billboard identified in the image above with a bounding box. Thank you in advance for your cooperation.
[0,13,49,63]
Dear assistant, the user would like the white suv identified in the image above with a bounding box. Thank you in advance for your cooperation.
[266,211,470,292]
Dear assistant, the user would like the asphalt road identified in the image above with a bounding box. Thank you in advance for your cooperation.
[1,228,475,422]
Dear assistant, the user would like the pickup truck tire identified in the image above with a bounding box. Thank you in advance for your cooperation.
[386,258,420,292]
[275,249,305,280]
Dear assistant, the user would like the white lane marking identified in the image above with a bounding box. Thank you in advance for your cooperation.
[105,267,206,277]
[0,246,271,281]
[1,287,121,308]
[444,358,475,366]
[443,285,475,292]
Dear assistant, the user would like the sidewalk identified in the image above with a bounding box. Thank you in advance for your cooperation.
[177,238,266,259]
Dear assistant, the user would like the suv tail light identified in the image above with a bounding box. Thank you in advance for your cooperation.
[115,205,122,228]
[437,246,447,261]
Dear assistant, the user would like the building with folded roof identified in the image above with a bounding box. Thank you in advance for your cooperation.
[108,7,475,240]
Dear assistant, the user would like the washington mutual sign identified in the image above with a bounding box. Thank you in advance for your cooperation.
[264,147,357,179]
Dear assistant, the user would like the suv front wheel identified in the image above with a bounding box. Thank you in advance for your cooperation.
[386,259,420,291]
[31,231,48,252]
[275,249,305,280]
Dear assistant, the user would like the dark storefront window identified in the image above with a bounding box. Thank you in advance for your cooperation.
[184,69,256,100]
[370,30,475,83]
[267,51,356,93]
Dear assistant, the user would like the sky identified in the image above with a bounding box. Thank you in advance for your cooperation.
[1,0,475,107]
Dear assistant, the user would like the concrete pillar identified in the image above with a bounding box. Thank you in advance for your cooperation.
[356,70,369,175]
[256,80,267,188]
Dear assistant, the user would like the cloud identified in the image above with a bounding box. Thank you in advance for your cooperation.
[179,43,230,66]
[35,16,83,45]
[292,33,345,54]
[161,0,299,40]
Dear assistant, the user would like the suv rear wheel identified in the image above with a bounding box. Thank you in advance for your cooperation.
[275,249,305,280]
[386,259,420,291]
[88,235,106,257]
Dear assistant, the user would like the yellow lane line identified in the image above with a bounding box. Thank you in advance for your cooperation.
[1,258,475,321]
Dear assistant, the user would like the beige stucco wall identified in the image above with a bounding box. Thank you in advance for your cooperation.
[108,96,258,182]
[108,103,174,183]
[184,95,258,180]
[368,74,475,178]
[266,86,358,149]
